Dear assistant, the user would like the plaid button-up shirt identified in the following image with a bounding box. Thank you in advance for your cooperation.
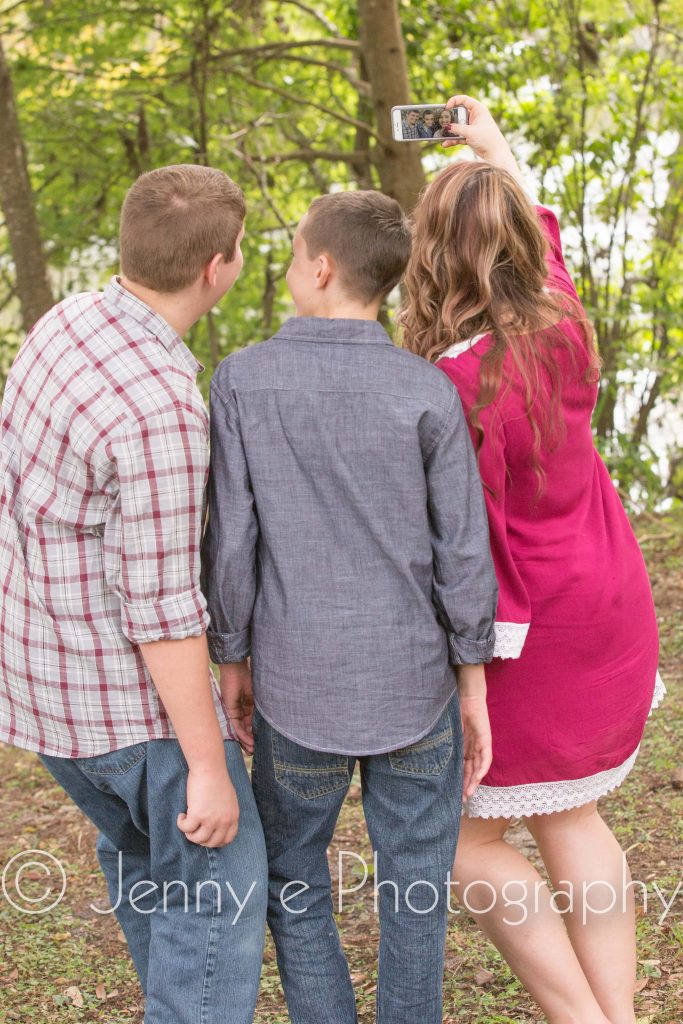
[401,119,421,139]
[0,278,233,757]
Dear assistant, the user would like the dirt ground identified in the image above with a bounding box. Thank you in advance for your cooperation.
[1,513,681,1024]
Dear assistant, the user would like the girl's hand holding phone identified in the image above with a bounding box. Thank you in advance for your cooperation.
[442,94,524,185]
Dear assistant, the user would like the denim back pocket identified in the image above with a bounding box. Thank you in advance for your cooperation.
[75,742,147,776]
[272,730,351,801]
[388,709,453,777]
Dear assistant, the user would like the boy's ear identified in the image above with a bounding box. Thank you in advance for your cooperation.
[204,252,225,288]
[315,253,333,290]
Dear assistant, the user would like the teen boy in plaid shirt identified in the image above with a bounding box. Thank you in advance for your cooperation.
[0,166,267,1024]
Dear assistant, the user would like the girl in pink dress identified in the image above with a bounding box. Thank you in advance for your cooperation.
[401,95,665,1024]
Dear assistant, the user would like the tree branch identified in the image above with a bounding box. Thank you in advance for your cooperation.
[251,147,371,165]
[252,53,370,94]
[209,38,359,61]
[225,142,295,242]
[276,0,342,35]
[225,66,378,139]
[602,4,662,321]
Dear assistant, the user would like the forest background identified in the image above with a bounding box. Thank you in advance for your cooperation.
[1,0,682,509]
[1,3,683,1023]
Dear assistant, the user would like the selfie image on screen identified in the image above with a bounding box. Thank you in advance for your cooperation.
[399,107,460,140]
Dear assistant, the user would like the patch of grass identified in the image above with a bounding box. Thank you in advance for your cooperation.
[0,901,140,1022]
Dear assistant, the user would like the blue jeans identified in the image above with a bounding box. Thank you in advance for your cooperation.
[251,692,464,1024]
[39,739,268,1024]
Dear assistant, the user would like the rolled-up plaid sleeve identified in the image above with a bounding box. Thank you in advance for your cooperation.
[102,402,210,644]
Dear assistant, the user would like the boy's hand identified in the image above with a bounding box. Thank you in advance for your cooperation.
[178,765,240,847]
[455,663,492,800]
[139,634,242,847]
[459,693,493,800]
[219,660,254,754]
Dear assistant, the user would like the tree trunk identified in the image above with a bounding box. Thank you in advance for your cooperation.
[350,53,376,190]
[0,36,53,333]
[631,135,683,445]
[357,0,426,213]
[594,321,619,438]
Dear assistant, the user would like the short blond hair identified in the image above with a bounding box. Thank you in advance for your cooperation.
[120,164,246,293]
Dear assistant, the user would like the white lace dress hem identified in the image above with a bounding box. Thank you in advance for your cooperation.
[463,671,667,819]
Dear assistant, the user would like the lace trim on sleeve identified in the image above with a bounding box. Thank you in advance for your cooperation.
[493,621,530,659]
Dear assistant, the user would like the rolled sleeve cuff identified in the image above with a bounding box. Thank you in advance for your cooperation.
[207,627,251,664]
[121,588,210,645]
[447,630,495,666]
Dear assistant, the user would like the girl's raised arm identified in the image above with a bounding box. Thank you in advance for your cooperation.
[442,94,525,187]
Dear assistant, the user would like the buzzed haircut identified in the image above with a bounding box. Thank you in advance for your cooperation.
[120,164,246,293]
[301,190,411,304]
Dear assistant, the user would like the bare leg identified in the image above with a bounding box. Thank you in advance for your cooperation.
[525,801,637,1024]
[452,814,611,1024]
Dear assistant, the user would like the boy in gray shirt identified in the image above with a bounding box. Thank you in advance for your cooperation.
[201,190,498,1024]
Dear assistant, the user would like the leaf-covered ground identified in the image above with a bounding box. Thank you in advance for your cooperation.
[1,514,681,1024]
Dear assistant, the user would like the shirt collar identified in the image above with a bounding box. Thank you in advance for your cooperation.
[103,277,205,375]
[274,316,394,346]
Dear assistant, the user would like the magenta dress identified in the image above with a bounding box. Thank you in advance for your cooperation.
[437,206,665,819]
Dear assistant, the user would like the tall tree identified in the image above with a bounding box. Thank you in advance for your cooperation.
[0,34,53,333]
[357,0,426,212]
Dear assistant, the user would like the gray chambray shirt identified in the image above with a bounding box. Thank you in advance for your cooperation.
[201,316,498,755]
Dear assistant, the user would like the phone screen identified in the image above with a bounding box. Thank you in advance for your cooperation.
[391,104,467,142]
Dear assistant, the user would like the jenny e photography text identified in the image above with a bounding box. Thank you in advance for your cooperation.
[2,846,682,928]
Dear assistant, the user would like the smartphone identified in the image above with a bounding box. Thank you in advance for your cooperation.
[391,103,468,142]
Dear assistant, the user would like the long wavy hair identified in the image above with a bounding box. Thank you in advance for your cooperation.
[400,161,600,492]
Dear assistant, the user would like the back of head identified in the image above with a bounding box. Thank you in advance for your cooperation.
[402,160,554,362]
[401,160,599,492]
[120,164,246,293]
[301,190,411,305]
